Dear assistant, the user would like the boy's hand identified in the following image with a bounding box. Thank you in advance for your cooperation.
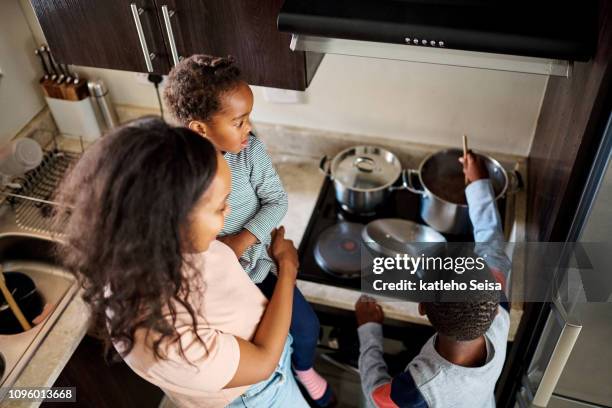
[218,230,258,258]
[355,295,384,326]
[459,151,489,183]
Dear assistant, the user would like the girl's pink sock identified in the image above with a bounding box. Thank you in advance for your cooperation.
[294,368,328,400]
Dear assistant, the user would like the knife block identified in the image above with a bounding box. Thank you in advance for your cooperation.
[46,96,103,140]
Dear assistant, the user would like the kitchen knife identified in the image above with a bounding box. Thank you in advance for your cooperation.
[45,46,76,100]
[34,48,50,79]
[34,48,52,97]
[60,63,89,101]
[60,63,73,84]
[39,46,63,99]
[41,46,58,81]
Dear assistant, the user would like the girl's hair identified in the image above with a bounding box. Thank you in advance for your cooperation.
[164,54,242,125]
[55,117,218,361]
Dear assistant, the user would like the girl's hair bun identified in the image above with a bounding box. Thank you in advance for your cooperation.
[192,55,236,71]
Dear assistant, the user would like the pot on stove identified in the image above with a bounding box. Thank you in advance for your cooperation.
[405,149,518,234]
[320,146,407,214]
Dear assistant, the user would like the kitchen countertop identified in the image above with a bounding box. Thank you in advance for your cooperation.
[3,293,89,408]
[4,131,524,406]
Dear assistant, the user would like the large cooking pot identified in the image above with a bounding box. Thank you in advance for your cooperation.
[320,146,406,214]
[405,149,515,234]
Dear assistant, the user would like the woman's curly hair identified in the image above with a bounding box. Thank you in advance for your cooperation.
[164,54,242,125]
[55,117,218,361]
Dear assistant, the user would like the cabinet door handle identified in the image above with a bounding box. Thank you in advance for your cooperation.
[161,5,181,66]
[130,3,156,72]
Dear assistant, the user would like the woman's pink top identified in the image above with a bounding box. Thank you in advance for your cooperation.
[115,241,268,407]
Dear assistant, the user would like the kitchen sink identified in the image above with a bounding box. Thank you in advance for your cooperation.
[0,234,78,398]
[0,352,4,380]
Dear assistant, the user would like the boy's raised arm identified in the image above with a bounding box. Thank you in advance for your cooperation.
[463,153,512,296]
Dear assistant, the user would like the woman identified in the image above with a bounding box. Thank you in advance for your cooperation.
[56,118,309,407]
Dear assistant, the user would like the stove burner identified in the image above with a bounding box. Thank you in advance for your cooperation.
[314,222,364,279]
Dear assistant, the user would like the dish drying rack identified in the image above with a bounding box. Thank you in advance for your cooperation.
[1,149,81,234]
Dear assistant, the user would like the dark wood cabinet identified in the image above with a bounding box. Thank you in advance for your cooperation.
[159,0,321,90]
[29,0,171,74]
[45,336,164,408]
[29,0,322,90]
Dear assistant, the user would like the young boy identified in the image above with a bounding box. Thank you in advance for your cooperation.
[356,152,511,408]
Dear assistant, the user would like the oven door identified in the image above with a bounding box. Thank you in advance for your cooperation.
[516,300,582,408]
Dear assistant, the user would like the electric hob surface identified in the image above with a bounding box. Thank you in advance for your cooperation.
[297,177,505,290]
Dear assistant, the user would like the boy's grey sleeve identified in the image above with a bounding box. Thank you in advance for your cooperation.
[244,137,289,244]
[358,323,392,406]
[465,179,512,288]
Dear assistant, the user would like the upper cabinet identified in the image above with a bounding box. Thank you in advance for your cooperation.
[29,0,323,90]
[29,0,171,74]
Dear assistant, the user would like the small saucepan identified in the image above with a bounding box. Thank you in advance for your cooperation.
[320,146,407,214]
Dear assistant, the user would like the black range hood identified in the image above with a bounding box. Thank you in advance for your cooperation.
[278,0,597,76]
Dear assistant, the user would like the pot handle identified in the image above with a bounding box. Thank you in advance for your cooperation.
[319,155,331,178]
[389,169,409,191]
[405,169,426,195]
[507,170,524,195]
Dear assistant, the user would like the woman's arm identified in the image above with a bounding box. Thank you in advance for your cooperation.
[224,226,298,387]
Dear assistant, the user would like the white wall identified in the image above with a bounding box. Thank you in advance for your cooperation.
[0,0,45,143]
[252,55,547,156]
[18,0,547,156]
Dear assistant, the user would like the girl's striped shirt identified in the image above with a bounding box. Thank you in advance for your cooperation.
[219,133,288,283]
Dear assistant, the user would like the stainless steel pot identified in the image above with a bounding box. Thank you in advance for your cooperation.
[320,146,406,214]
[405,149,515,234]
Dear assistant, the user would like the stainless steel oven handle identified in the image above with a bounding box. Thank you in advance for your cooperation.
[161,5,181,66]
[530,301,582,407]
[130,3,155,72]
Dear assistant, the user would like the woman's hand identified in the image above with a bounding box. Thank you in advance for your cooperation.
[459,151,489,183]
[270,226,299,280]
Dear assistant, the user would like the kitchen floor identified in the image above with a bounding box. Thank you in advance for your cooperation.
[312,350,364,408]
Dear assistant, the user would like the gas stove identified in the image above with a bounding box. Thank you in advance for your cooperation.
[297,176,506,290]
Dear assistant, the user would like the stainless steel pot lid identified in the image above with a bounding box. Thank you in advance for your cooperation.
[362,219,446,258]
[330,146,402,191]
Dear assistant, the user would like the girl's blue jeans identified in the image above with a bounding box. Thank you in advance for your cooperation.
[227,336,308,407]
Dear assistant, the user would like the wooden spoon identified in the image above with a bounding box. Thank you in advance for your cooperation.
[462,134,469,185]
[0,266,32,331]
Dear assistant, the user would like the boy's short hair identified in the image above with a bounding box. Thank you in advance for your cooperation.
[423,296,499,341]
[422,247,501,341]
